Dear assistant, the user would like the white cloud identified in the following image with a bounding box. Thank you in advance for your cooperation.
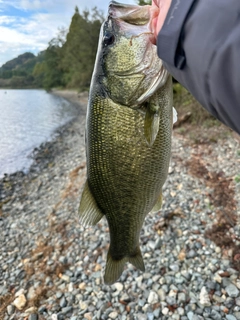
[0,0,138,66]
[0,10,72,66]
[0,16,17,24]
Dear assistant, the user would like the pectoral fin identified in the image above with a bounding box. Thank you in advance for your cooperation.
[78,180,104,226]
[144,105,160,147]
[150,193,163,214]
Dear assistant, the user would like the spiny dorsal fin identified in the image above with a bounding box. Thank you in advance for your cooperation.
[144,102,160,147]
[150,193,163,214]
[78,180,104,226]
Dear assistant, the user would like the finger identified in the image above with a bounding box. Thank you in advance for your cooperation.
[152,0,159,8]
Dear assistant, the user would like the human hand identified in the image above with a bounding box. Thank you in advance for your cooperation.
[151,0,172,37]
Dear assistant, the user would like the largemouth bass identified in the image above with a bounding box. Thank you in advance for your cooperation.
[79,1,175,285]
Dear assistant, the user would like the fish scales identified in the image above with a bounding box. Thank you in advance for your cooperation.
[88,82,172,216]
[79,1,174,284]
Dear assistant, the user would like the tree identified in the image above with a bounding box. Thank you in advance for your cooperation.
[138,0,151,5]
[41,38,65,90]
[61,6,103,89]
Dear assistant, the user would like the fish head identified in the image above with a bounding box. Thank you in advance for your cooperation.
[93,1,169,108]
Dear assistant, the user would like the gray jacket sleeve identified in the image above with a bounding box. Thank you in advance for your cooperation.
[157,0,240,134]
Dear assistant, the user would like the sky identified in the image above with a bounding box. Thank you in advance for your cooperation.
[0,0,136,67]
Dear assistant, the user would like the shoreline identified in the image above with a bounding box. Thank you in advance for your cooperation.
[0,90,88,202]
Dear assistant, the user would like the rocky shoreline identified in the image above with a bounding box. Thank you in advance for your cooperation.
[0,90,240,320]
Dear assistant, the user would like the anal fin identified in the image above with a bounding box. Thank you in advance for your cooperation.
[78,180,104,226]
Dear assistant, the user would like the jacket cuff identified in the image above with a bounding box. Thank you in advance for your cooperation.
[157,0,197,69]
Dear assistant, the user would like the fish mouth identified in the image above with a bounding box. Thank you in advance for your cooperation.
[109,1,151,24]
[108,1,159,30]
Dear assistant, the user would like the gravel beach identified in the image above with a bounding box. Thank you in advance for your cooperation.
[0,90,240,320]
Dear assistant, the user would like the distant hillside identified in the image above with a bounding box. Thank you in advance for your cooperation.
[0,52,45,88]
[1,52,35,71]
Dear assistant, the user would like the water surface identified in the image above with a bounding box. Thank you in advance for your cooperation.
[0,89,79,178]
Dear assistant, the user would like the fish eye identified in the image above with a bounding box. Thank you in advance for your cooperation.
[103,32,115,46]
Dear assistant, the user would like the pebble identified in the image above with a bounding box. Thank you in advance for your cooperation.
[1,95,240,320]
[226,316,237,320]
[7,305,15,315]
[28,314,38,320]
[109,311,118,319]
[199,287,211,306]
[59,296,67,308]
[13,294,27,310]
[158,288,166,301]
[213,274,222,284]
[136,314,147,320]
[120,293,131,302]
[114,282,123,292]
[80,301,88,310]
[56,291,63,299]
[225,284,239,298]
[61,306,73,314]
[236,298,240,306]
[84,312,93,320]
[148,291,158,304]
[24,307,38,315]
[61,275,70,282]
[187,311,194,320]
[178,292,186,303]
[14,288,25,297]
[162,307,169,315]
[210,309,222,320]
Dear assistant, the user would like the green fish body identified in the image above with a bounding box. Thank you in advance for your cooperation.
[79,1,174,285]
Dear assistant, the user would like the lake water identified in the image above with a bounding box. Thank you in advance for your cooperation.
[0,89,79,178]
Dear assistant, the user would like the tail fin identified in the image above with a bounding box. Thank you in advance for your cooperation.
[129,246,145,272]
[104,253,127,285]
[103,246,145,285]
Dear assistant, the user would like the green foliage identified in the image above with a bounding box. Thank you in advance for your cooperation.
[0,52,35,71]
[0,6,103,90]
[42,38,66,90]
[61,6,103,90]
[235,175,240,183]
[0,52,45,88]
[137,0,151,5]
[173,83,216,125]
